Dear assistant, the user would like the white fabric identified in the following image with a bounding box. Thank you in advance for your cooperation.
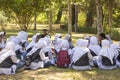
[110,43,119,58]
[27,39,47,56]
[98,40,115,64]
[54,34,62,41]
[64,34,71,41]
[0,42,19,74]
[89,36,101,55]
[0,65,17,74]
[8,36,16,42]
[106,34,113,44]
[72,40,90,63]
[17,31,28,42]
[0,42,16,64]
[29,61,44,70]
[55,38,63,52]
[26,35,37,50]
[60,40,69,50]
[52,34,62,46]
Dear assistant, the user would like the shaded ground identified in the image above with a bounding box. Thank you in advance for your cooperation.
[0,66,120,80]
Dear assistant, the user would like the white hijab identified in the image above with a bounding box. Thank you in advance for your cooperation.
[72,40,90,63]
[27,39,47,56]
[55,38,63,52]
[89,36,101,55]
[106,34,113,44]
[17,31,28,42]
[98,40,115,64]
[64,34,71,41]
[26,35,37,50]
[60,40,69,50]
[110,43,119,58]
[69,39,82,55]
[0,42,15,64]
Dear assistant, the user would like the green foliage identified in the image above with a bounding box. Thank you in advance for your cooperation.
[113,10,120,28]
[0,11,8,30]
[77,27,97,34]
[109,28,120,41]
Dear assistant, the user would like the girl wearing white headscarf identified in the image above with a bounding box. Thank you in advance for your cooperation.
[106,34,113,44]
[111,43,120,67]
[42,37,54,64]
[52,34,62,46]
[94,40,116,70]
[55,38,63,53]
[64,34,74,49]
[0,42,24,74]
[89,36,101,56]
[72,40,93,70]
[17,31,28,48]
[26,39,51,69]
[26,33,40,53]
[69,39,83,66]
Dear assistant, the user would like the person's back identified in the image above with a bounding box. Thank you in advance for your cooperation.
[72,40,93,70]
[95,40,117,70]
[89,36,101,56]
[0,42,24,74]
[56,40,70,68]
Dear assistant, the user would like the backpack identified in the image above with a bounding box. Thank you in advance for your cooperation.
[56,50,70,68]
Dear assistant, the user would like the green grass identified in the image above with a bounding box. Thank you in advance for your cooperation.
[0,24,119,80]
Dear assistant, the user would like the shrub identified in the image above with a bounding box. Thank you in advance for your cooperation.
[109,29,120,41]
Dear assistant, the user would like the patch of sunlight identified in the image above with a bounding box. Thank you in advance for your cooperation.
[85,71,97,75]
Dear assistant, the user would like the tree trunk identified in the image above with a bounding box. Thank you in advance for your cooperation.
[49,10,52,31]
[85,0,95,27]
[72,4,75,26]
[74,4,78,32]
[55,7,63,24]
[33,10,37,30]
[108,0,113,31]
[96,0,103,34]
[68,0,72,35]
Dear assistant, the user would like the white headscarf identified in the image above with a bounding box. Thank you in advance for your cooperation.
[60,40,69,50]
[55,38,63,52]
[8,36,16,42]
[106,34,113,44]
[110,43,119,58]
[72,40,90,63]
[89,36,101,55]
[69,39,82,55]
[17,31,28,42]
[0,42,15,64]
[54,34,61,41]
[43,37,51,46]
[9,37,19,45]
[64,34,71,41]
[26,35,37,50]
[27,39,47,56]
[98,40,115,64]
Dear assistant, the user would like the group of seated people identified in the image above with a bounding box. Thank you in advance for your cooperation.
[0,29,120,75]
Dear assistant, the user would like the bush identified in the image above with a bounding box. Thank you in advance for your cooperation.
[77,27,97,34]
[109,29,120,41]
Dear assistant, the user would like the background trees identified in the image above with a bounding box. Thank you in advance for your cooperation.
[0,0,120,34]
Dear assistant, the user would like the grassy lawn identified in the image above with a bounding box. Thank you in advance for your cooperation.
[0,25,119,80]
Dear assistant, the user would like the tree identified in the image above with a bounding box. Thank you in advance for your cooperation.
[96,0,103,34]
[85,0,96,27]
[68,0,72,35]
